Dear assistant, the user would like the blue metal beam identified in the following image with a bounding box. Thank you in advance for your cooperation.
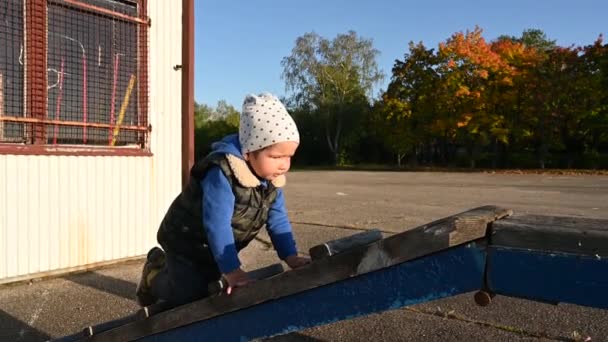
[143,242,486,341]
[487,246,608,310]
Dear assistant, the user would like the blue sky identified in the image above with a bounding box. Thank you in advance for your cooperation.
[195,0,606,109]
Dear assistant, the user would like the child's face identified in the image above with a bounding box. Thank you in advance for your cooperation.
[245,141,299,181]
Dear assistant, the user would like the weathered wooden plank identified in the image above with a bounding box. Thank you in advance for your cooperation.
[309,229,383,260]
[487,246,608,309]
[208,263,284,295]
[86,205,509,341]
[151,243,487,341]
[491,214,608,256]
[55,264,286,341]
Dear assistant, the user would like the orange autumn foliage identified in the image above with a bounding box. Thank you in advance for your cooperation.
[439,26,509,73]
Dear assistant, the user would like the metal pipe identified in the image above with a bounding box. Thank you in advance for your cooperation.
[182,0,195,188]
[53,58,65,144]
[0,116,149,131]
[53,0,149,25]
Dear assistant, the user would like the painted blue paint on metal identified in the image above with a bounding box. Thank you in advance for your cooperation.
[141,243,486,342]
[468,243,487,271]
[487,247,608,309]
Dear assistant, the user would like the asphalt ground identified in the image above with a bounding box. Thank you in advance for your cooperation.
[1,171,607,341]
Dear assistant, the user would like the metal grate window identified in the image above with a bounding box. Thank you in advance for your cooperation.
[0,0,149,151]
[0,0,25,143]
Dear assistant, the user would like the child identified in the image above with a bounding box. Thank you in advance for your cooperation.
[136,93,310,308]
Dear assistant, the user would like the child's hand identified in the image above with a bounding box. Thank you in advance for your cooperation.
[284,255,311,269]
[222,268,251,295]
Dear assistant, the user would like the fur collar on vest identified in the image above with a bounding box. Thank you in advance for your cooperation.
[225,154,286,188]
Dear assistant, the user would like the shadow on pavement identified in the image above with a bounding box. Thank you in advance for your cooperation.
[0,308,51,342]
[65,271,137,301]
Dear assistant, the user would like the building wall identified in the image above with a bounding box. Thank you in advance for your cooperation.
[0,1,183,283]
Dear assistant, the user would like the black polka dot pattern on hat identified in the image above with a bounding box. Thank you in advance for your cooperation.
[239,92,300,154]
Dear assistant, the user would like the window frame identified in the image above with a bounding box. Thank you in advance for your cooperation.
[0,0,151,156]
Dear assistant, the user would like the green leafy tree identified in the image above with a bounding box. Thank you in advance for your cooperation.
[576,35,608,168]
[193,100,239,159]
[215,100,240,127]
[380,41,443,166]
[498,29,556,52]
[194,101,213,128]
[282,31,384,164]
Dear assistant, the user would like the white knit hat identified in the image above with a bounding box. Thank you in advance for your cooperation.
[239,92,300,154]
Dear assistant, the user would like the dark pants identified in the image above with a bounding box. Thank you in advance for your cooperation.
[149,251,221,308]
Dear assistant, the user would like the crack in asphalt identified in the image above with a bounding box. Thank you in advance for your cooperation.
[403,307,589,342]
[290,221,395,235]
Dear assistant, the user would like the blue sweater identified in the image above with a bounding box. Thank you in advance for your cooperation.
[200,134,297,274]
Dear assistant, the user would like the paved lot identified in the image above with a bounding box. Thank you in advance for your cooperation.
[1,171,607,341]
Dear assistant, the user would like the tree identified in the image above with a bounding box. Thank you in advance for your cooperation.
[489,35,544,167]
[498,29,556,52]
[576,35,608,168]
[376,27,608,170]
[193,100,239,159]
[520,29,557,52]
[380,41,443,166]
[439,27,514,167]
[215,100,240,127]
[372,96,413,167]
[281,31,384,164]
[194,101,213,128]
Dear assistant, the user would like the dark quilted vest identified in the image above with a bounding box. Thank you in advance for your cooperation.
[157,154,278,267]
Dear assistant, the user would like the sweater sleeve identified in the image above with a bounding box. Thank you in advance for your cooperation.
[266,188,297,259]
[200,166,241,274]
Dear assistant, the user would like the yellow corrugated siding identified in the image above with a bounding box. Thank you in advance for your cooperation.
[0,1,183,283]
